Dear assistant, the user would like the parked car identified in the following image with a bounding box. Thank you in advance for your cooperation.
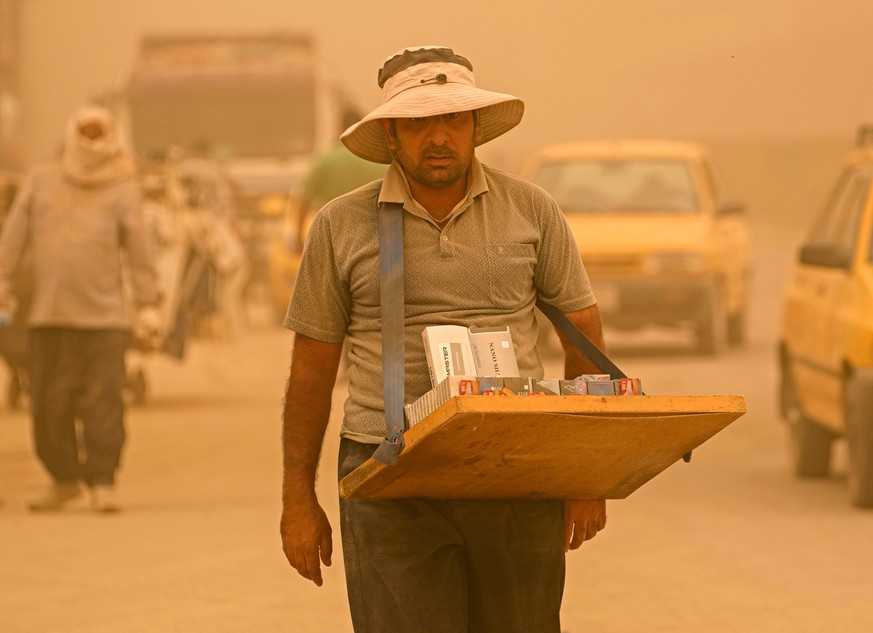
[523,140,752,353]
[779,131,873,506]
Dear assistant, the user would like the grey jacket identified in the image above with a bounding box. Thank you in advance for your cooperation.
[0,161,159,329]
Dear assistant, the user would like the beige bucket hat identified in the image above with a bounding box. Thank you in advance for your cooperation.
[340,46,524,164]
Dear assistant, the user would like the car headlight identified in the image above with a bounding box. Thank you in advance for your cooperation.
[642,252,709,275]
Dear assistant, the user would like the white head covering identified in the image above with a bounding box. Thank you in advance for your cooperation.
[341,46,524,164]
[62,104,135,186]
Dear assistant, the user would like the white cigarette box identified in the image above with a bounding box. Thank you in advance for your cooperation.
[468,326,520,378]
[422,325,477,388]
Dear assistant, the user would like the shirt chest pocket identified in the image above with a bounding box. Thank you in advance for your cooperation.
[486,243,536,309]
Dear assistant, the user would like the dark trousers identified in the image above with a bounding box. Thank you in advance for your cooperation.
[338,438,566,633]
[27,328,127,486]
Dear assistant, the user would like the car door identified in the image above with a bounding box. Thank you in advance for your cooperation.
[700,159,750,316]
[791,164,871,430]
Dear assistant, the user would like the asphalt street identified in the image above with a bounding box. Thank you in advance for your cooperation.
[2,223,873,632]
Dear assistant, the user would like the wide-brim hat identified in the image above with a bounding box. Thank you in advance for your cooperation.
[341,46,524,164]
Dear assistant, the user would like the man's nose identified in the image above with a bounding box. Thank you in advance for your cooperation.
[424,117,451,144]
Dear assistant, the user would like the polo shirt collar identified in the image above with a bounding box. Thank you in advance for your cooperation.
[378,156,489,208]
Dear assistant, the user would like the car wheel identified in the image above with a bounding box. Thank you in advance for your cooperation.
[845,370,873,507]
[727,309,746,347]
[781,356,833,477]
[695,285,727,355]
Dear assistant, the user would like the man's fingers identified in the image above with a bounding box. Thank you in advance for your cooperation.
[320,533,333,567]
[569,520,587,550]
[563,514,575,552]
[303,548,324,586]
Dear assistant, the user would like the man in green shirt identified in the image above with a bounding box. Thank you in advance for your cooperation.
[292,109,386,252]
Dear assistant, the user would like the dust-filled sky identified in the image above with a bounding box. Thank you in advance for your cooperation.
[15,0,873,169]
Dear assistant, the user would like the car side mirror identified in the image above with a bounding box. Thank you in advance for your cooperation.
[799,243,854,269]
[716,199,746,216]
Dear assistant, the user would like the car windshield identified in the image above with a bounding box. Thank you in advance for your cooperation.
[533,159,699,213]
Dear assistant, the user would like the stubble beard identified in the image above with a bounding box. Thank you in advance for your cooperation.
[394,143,472,189]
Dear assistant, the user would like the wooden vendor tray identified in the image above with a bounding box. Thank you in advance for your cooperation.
[340,394,746,500]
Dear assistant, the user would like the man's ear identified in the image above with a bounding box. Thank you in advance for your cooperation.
[380,119,396,150]
[472,111,484,143]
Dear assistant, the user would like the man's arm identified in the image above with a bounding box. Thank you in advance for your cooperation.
[555,303,608,550]
[556,303,607,379]
[0,175,32,309]
[280,333,344,586]
[120,183,161,307]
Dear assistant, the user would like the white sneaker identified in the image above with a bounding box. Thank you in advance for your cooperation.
[90,485,120,513]
[28,481,82,512]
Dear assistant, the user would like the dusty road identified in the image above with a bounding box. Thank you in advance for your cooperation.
[2,223,873,632]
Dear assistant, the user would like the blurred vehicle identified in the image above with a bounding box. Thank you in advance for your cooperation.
[779,126,873,506]
[524,140,752,354]
[115,31,352,308]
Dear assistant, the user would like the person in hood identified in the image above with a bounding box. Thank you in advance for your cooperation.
[0,104,162,513]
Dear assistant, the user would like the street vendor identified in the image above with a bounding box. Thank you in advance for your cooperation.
[280,45,607,632]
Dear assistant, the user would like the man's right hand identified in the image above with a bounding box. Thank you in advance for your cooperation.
[280,497,333,587]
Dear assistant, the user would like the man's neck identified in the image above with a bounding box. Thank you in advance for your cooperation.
[407,175,468,221]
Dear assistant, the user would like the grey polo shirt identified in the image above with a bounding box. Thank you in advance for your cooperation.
[284,157,595,443]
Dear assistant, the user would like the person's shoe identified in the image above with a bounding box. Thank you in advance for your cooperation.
[28,481,82,512]
[89,485,120,514]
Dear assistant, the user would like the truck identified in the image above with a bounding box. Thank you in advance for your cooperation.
[118,31,351,305]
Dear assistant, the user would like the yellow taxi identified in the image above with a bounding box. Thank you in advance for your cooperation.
[523,140,752,354]
[779,131,873,506]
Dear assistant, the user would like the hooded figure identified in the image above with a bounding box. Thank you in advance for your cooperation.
[0,103,161,513]
[61,104,136,186]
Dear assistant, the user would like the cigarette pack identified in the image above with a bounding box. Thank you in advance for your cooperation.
[581,374,611,381]
[559,378,589,395]
[478,377,505,395]
[531,378,562,395]
[404,376,481,427]
[587,380,617,396]
[501,377,533,395]
[616,377,643,395]
[468,327,520,378]
[422,325,477,388]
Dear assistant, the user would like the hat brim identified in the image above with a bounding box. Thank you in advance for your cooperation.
[341,83,524,164]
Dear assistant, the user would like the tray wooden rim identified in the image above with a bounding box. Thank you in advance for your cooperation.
[340,394,747,500]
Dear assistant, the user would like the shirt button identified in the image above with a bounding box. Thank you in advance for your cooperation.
[441,235,449,242]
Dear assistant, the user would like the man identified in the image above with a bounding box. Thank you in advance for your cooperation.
[291,108,387,252]
[280,46,607,632]
[0,104,161,513]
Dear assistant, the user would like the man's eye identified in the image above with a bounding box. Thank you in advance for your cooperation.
[408,117,423,123]
[444,112,461,120]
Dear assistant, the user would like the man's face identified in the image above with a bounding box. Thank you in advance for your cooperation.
[382,111,482,189]
[77,120,106,141]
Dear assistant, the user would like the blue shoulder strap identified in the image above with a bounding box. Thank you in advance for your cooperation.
[373,202,406,466]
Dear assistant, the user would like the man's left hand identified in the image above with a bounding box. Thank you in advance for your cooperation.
[134,305,164,351]
[563,499,607,551]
